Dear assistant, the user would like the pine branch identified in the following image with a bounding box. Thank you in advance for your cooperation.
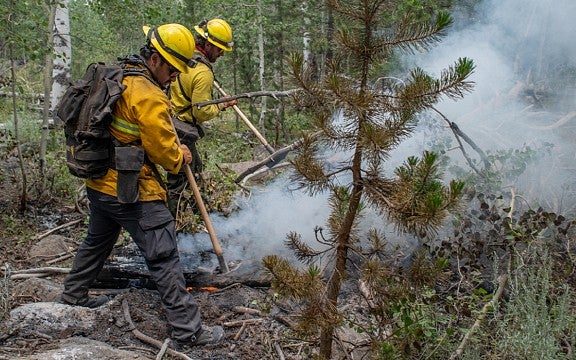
[285,231,325,263]
[389,11,453,52]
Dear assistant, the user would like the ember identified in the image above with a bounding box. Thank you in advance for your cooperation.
[187,286,219,292]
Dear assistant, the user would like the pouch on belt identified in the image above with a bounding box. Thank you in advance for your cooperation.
[115,146,144,204]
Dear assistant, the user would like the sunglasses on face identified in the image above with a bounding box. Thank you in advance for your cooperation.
[166,62,179,75]
[158,54,180,75]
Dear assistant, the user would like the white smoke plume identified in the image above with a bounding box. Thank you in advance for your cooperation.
[399,0,576,212]
[180,0,576,267]
[178,172,332,266]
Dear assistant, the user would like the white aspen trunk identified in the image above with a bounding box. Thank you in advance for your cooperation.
[257,0,267,131]
[40,2,58,191]
[50,0,71,117]
[302,2,311,64]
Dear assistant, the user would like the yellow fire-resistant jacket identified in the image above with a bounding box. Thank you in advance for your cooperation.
[170,51,221,124]
[86,64,184,202]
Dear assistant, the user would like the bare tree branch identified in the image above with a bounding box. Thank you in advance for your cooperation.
[431,107,490,172]
[450,275,508,359]
[192,89,302,109]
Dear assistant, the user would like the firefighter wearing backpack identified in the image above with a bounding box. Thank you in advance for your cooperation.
[60,23,225,348]
[168,18,237,218]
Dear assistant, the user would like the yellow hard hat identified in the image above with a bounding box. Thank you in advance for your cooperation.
[194,18,233,52]
[142,23,195,73]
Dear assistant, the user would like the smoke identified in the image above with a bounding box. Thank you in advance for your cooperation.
[398,0,576,212]
[180,0,576,268]
[178,172,332,266]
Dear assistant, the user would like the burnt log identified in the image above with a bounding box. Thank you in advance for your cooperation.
[94,244,271,290]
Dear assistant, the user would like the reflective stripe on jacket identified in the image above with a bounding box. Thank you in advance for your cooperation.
[170,51,220,124]
[86,64,184,202]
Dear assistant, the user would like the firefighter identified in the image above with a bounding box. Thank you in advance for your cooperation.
[167,17,237,218]
[60,23,224,347]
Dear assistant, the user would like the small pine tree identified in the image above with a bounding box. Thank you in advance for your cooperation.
[263,1,475,358]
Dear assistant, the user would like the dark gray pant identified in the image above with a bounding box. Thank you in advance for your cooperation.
[62,188,201,341]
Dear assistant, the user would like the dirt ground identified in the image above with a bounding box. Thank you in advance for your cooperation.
[0,225,318,360]
[0,202,328,360]
[2,282,306,360]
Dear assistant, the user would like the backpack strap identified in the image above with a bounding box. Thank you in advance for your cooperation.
[174,76,193,117]
[111,59,168,189]
[118,55,161,88]
[173,52,214,121]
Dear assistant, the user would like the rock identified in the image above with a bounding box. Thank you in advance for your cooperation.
[9,336,150,359]
[28,235,70,264]
[12,278,63,303]
[7,302,98,338]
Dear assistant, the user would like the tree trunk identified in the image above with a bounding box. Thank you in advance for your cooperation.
[257,0,268,132]
[8,0,27,212]
[302,2,311,64]
[40,2,57,193]
[50,0,71,119]
[319,144,364,359]
[274,0,287,144]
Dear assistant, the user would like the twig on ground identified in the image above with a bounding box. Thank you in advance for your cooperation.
[232,306,262,316]
[11,273,51,280]
[122,300,192,360]
[431,107,490,173]
[8,266,71,280]
[9,267,70,275]
[449,274,508,359]
[223,318,264,327]
[233,323,247,341]
[334,331,353,360]
[212,282,242,294]
[34,218,84,241]
[45,253,74,265]
[271,314,298,329]
[156,338,171,360]
[217,312,234,322]
[117,345,157,355]
[274,342,286,360]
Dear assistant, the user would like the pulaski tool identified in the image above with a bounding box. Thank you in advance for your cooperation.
[170,119,229,274]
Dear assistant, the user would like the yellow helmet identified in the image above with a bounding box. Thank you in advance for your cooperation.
[194,18,233,52]
[142,23,195,73]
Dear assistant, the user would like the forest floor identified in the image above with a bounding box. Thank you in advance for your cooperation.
[0,183,370,360]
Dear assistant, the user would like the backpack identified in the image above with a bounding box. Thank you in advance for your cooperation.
[55,61,148,179]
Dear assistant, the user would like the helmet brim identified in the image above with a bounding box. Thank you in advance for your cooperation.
[143,25,190,74]
[194,25,232,52]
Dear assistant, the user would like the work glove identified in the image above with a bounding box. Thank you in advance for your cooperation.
[218,96,237,111]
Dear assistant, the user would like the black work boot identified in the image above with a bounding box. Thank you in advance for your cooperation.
[61,295,109,308]
[176,325,225,349]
